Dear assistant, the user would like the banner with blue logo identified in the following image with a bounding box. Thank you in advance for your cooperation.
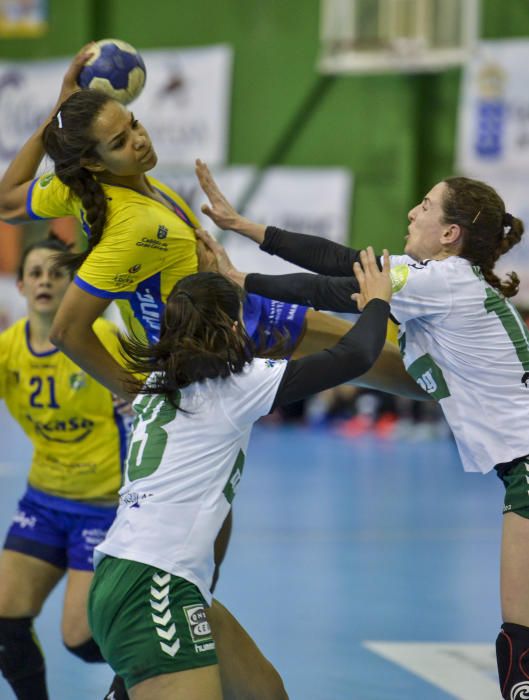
[458,40,529,305]
[457,39,529,175]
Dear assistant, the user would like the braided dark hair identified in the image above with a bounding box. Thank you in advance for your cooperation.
[42,89,114,272]
[442,176,525,297]
[120,272,291,405]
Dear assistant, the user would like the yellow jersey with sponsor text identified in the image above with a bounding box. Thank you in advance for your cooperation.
[27,173,199,343]
[0,318,127,501]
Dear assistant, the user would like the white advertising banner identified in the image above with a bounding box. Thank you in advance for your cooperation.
[0,44,232,175]
[457,39,529,305]
[457,39,529,176]
[153,165,353,275]
[133,45,232,167]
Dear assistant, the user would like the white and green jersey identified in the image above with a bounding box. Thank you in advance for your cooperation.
[388,254,529,474]
[94,357,287,604]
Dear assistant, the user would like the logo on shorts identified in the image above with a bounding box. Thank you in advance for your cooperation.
[150,572,181,657]
[183,604,214,651]
[13,510,36,529]
[157,225,168,240]
[510,681,529,699]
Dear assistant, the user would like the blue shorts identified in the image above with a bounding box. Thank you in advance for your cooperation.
[4,486,117,571]
[242,293,308,354]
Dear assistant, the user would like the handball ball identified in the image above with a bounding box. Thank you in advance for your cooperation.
[78,39,146,105]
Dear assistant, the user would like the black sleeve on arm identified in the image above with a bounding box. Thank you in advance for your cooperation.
[245,271,360,313]
[271,298,390,410]
[261,226,381,275]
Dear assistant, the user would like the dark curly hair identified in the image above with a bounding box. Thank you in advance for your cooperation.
[442,176,524,297]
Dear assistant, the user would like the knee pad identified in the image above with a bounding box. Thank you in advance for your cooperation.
[0,616,48,699]
[497,622,529,699]
[64,636,105,663]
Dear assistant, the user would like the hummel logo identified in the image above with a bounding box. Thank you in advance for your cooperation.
[152,610,171,626]
[160,639,180,656]
[153,572,170,587]
[150,571,181,658]
[150,597,169,613]
[150,585,169,600]
[511,681,529,699]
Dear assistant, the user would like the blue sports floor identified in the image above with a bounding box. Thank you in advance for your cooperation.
[0,404,504,699]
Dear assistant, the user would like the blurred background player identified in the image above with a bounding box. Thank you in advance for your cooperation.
[0,236,129,700]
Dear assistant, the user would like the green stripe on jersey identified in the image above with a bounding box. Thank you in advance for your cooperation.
[484,288,529,379]
[223,450,245,504]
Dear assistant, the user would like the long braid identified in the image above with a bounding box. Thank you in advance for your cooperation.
[480,216,524,297]
[55,167,107,270]
[42,89,113,272]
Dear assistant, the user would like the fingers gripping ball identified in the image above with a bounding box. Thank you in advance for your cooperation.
[78,39,146,104]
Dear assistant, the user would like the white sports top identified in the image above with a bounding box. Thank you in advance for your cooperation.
[94,357,287,603]
[388,254,529,473]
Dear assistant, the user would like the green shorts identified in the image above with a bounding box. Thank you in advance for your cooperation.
[496,456,529,518]
[88,556,218,690]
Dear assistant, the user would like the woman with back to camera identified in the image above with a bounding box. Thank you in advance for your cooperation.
[0,236,128,700]
[88,254,392,700]
[195,160,529,700]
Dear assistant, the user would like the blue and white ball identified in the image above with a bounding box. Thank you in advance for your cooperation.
[78,39,146,105]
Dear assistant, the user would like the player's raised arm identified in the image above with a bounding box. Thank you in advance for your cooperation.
[0,45,93,223]
[195,158,365,276]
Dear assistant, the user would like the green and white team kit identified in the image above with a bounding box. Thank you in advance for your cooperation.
[94,357,287,603]
[388,254,529,473]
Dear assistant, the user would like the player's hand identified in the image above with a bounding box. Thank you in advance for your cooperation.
[351,248,392,311]
[195,228,237,279]
[56,43,96,106]
[195,159,242,231]
[196,237,219,273]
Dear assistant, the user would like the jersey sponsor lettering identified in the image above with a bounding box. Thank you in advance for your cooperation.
[406,354,450,400]
[0,318,124,499]
[25,414,95,443]
[184,604,213,645]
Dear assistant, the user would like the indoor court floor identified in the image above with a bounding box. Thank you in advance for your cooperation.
[0,404,504,699]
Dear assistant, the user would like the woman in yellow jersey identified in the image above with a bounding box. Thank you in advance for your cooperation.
[0,236,128,700]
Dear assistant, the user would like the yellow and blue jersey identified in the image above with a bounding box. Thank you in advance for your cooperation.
[27,173,309,351]
[27,173,199,343]
[0,317,127,501]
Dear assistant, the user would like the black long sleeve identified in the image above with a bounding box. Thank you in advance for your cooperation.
[271,298,390,410]
[246,271,360,313]
[261,226,366,276]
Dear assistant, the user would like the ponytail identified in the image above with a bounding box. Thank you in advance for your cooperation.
[443,177,525,298]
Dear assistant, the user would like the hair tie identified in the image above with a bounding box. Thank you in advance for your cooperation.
[56,111,63,129]
[503,212,514,237]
